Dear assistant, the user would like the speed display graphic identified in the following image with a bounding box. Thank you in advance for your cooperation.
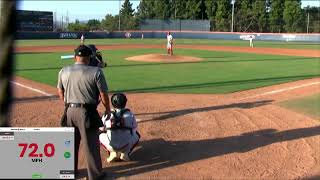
[0,128,74,179]
[18,143,55,158]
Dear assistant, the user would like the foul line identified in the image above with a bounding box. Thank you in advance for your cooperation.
[136,118,143,122]
[11,80,320,115]
[243,81,320,100]
[11,81,53,96]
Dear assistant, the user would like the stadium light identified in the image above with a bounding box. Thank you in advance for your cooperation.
[231,0,235,32]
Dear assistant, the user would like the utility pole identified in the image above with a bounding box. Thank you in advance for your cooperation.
[201,0,204,20]
[66,10,69,26]
[118,0,121,31]
[175,0,177,19]
[54,10,57,31]
[307,12,310,34]
[231,0,235,32]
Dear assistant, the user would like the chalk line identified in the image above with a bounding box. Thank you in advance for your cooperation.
[243,81,320,100]
[11,81,53,96]
[136,118,143,122]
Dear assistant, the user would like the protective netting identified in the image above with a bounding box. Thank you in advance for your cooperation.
[0,0,15,126]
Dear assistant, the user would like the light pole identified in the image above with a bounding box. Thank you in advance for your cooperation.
[307,12,310,34]
[231,0,235,32]
[118,0,121,31]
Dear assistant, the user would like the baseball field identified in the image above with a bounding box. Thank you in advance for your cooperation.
[12,38,320,179]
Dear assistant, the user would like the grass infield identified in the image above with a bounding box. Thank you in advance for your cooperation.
[15,48,320,94]
[279,94,320,119]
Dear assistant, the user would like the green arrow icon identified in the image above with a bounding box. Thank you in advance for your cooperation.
[64,151,71,159]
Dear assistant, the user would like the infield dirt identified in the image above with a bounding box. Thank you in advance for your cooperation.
[11,76,320,180]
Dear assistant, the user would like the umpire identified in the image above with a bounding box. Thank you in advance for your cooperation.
[57,45,111,180]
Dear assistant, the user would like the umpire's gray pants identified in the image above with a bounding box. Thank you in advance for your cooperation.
[67,107,103,180]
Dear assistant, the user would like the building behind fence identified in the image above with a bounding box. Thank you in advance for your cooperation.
[16,10,53,31]
[140,19,210,31]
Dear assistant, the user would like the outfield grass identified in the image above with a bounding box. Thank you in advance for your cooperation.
[15,39,320,50]
[279,94,320,119]
[15,48,320,94]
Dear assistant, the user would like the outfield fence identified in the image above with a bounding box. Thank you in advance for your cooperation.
[15,31,320,42]
[140,19,210,31]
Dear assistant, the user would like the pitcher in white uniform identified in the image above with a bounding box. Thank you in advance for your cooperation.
[167,32,173,56]
[80,34,85,45]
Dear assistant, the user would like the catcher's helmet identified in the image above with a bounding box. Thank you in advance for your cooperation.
[87,44,98,53]
[74,45,92,57]
[111,93,127,109]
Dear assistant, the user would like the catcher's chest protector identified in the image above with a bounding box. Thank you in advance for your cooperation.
[109,109,131,130]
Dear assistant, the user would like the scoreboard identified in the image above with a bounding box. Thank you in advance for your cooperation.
[16,10,53,31]
[0,128,74,179]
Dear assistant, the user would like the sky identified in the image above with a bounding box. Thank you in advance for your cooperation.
[17,0,319,22]
[17,0,141,22]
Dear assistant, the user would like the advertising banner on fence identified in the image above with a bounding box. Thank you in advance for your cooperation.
[240,34,256,40]
[59,32,78,39]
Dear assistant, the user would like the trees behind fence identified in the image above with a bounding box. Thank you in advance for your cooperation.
[65,0,319,33]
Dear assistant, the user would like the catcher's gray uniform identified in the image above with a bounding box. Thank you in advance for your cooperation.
[99,109,140,154]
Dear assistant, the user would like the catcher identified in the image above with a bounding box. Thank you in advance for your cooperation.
[167,32,173,56]
[79,35,107,68]
[87,44,107,68]
[60,35,107,68]
[99,93,140,162]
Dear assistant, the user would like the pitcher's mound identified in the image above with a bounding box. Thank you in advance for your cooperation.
[126,54,203,63]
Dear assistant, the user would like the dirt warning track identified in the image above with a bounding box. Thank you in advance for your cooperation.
[16,44,320,58]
